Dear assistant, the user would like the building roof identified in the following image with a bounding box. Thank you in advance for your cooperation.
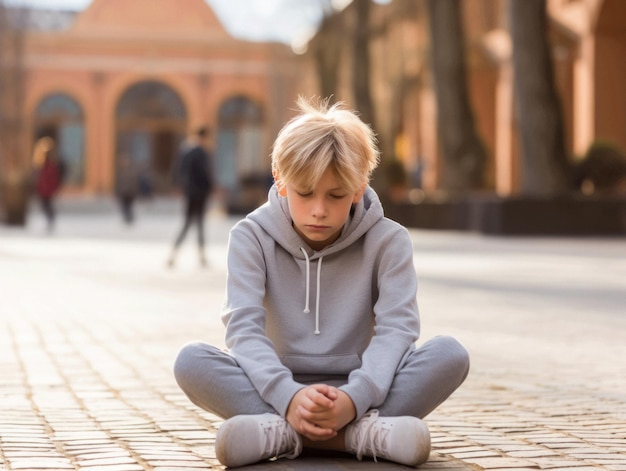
[70,0,228,37]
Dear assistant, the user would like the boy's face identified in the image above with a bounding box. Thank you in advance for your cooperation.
[284,168,365,251]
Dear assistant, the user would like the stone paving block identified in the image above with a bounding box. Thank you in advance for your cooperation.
[541,468,606,471]
[0,438,52,446]
[52,431,112,441]
[441,446,497,454]
[431,436,473,445]
[461,457,537,468]
[76,456,139,467]
[77,465,144,471]
[137,454,203,461]
[529,457,607,468]
[184,445,216,460]
[483,468,542,471]
[591,461,626,466]
[59,440,117,448]
[72,451,133,460]
[421,463,477,470]
[491,445,538,452]
[3,452,59,459]
[507,450,561,458]
[151,468,213,471]
[145,461,209,468]
[168,431,214,441]
[7,458,74,469]
[449,450,504,459]
[120,437,173,444]
[131,446,195,454]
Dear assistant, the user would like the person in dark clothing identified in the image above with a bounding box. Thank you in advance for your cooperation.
[115,154,141,225]
[168,126,215,268]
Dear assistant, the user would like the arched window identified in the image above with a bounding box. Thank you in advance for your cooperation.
[116,81,186,121]
[34,93,85,185]
[216,96,270,192]
[115,81,187,194]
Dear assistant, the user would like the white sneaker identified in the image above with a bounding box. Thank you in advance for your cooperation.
[345,410,431,467]
[215,413,302,467]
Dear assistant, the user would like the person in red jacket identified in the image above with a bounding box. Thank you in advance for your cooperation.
[35,146,63,232]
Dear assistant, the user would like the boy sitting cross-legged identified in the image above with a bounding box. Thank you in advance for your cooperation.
[174,96,470,467]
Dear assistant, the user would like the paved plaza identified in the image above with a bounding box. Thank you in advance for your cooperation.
[1,196,625,471]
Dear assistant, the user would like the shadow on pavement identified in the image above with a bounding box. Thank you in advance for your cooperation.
[225,451,468,470]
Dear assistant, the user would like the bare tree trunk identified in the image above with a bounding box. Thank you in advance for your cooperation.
[352,0,376,133]
[0,2,29,225]
[313,13,342,103]
[351,0,392,191]
[382,0,422,161]
[427,0,486,193]
[507,0,570,196]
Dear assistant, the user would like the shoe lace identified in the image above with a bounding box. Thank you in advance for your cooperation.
[263,418,302,460]
[352,409,388,462]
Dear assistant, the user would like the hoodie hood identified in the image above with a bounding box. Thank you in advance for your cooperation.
[248,184,384,259]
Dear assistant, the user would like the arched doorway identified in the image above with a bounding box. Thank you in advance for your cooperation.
[115,81,187,194]
[216,95,268,212]
[33,93,85,186]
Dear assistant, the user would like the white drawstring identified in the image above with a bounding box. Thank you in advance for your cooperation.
[299,248,322,335]
[314,256,323,335]
[300,248,310,314]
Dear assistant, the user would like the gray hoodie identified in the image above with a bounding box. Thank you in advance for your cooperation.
[222,185,420,420]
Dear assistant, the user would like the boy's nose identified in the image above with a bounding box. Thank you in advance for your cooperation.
[311,199,327,218]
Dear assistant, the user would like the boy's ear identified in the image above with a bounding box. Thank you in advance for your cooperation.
[272,171,287,197]
[352,184,367,203]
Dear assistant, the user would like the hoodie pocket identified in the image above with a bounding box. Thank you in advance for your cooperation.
[279,353,362,375]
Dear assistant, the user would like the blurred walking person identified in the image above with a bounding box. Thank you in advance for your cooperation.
[33,138,64,233]
[115,154,141,225]
[167,126,215,268]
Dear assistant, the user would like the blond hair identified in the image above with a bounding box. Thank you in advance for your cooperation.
[32,137,55,167]
[271,96,379,193]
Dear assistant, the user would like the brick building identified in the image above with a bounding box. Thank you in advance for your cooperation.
[21,0,300,209]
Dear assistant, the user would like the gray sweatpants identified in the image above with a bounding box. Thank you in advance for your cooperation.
[174,335,469,421]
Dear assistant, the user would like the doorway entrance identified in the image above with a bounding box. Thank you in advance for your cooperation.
[115,81,187,194]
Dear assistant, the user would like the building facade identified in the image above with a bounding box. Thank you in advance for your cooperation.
[4,0,624,224]
[21,0,301,209]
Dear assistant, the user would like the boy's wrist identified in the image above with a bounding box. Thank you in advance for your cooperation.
[334,390,357,428]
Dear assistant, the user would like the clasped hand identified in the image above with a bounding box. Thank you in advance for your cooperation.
[286,384,356,441]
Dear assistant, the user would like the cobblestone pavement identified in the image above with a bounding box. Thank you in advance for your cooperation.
[1,198,625,471]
